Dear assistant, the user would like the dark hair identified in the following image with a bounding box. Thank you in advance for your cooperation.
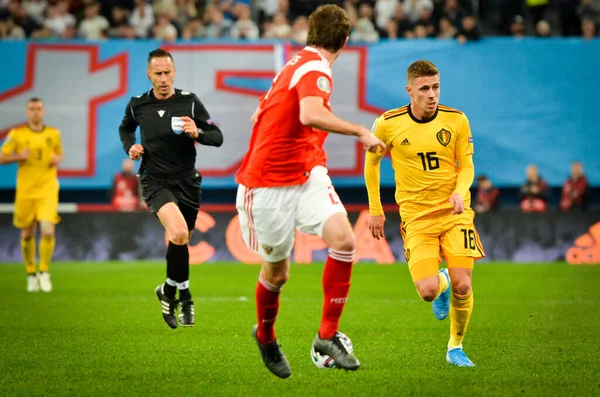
[147,48,173,64]
[406,60,439,82]
[306,5,351,53]
[476,174,488,183]
[27,97,43,104]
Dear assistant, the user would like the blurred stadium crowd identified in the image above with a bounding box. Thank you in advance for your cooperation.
[473,161,591,214]
[109,159,592,213]
[0,0,597,42]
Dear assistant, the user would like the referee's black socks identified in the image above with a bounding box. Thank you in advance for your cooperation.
[164,278,177,300]
[166,241,192,301]
[164,242,178,299]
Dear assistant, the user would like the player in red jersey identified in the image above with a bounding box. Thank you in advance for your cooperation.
[235,4,385,379]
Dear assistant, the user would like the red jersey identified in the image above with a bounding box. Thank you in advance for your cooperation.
[235,47,333,188]
[560,175,589,211]
[112,172,139,211]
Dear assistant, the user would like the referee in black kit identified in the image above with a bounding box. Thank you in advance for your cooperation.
[119,48,223,329]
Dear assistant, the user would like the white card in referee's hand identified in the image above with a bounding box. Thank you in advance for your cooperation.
[171,117,184,135]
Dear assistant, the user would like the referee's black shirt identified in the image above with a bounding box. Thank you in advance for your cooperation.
[118,88,223,178]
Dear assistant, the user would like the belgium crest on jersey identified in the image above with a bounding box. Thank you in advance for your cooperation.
[436,129,452,146]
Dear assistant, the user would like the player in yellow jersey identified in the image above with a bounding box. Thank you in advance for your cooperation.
[0,98,63,293]
[364,60,484,367]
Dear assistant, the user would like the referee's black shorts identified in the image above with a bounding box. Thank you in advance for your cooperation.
[140,171,202,231]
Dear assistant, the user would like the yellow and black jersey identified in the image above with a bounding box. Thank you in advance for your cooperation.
[365,104,475,222]
[1,125,63,199]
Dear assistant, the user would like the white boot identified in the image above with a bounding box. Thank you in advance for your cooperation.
[27,274,39,293]
[38,272,53,293]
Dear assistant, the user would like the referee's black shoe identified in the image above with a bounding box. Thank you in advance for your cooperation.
[155,285,179,329]
[179,300,195,327]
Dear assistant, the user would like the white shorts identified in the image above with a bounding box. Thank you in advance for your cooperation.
[236,166,347,262]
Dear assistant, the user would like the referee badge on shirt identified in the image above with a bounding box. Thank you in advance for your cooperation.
[436,128,452,146]
[171,117,184,135]
[317,76,331,94]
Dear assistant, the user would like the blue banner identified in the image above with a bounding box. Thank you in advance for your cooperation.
[0,39,597,189]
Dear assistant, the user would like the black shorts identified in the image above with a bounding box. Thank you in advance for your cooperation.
[140,172,202,231]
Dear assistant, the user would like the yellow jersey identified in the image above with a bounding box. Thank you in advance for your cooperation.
[365,104,475,222]
[1,125,63,199]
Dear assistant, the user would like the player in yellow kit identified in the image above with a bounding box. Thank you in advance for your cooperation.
[364,60,484,367]
[0,98,63,293]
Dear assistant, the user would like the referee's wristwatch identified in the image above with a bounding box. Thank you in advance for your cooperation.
[197,128,204,136]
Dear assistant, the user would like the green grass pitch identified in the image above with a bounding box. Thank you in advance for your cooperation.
[1,262,599,396]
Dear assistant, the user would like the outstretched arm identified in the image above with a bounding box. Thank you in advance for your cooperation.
[295,70,385,153]
[300,96,385,153]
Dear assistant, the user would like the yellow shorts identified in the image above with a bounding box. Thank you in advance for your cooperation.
[13,193,60,229]
[400,208,485,280]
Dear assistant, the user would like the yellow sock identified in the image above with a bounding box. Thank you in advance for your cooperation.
[39,235,55,273]
[433,271,450,300]
[21,237,37,275]
[448,290,474,349]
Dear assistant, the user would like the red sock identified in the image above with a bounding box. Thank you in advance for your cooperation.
[256,272,281,345]
[319,249,354,339]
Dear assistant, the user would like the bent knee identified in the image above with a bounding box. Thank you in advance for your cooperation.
[452,281,471,296]
[323,214,355,252]
[21,230,34,240]
[20,226,35,239]
[271,271,289,287]
[261,264,290,288]
[170,229,190,245]
[415,280,439,302]
[328,233,355,253]
[417,288,438,302]
[40,223,55,238]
